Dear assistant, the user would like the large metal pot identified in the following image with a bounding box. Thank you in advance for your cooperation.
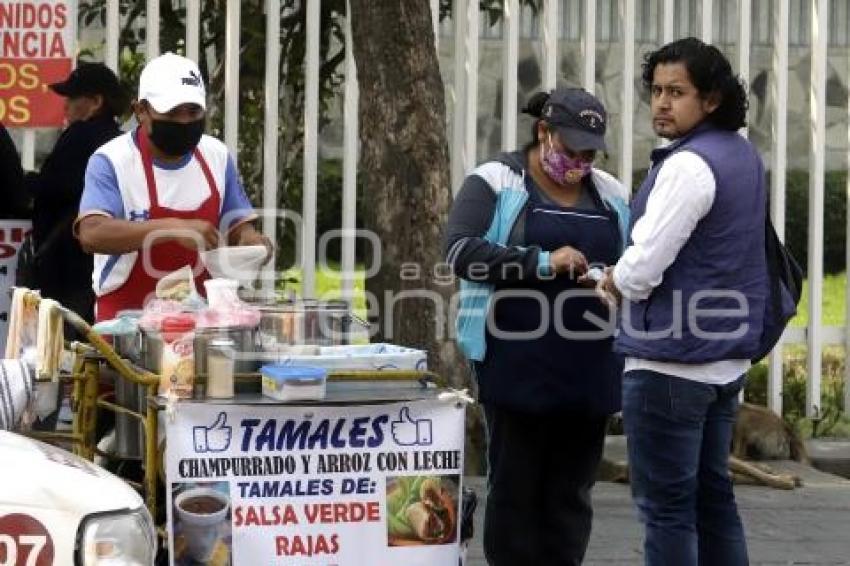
[112,310,145,460]
[256,299,360,350]
[141,326,258,376]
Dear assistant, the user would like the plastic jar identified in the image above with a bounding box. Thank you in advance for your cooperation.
[159,315,196,399]
[206,338,235,398]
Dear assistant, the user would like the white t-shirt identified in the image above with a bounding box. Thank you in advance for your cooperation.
[613,150,750,385]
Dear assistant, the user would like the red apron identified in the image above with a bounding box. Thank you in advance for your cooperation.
[96,129,221,322]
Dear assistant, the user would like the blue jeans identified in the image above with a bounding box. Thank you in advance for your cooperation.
[623,370,749,566]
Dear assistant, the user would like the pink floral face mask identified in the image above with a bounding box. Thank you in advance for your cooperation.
[540,133,593,186]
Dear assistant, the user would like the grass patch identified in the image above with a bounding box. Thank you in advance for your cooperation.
[765,272,849,437]
[746,346,850,439]
[278,264,367,318]
[791,272,846,327]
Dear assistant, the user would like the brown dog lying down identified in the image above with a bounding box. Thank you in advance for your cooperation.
[729,402,808,489]
[599,403,808,490]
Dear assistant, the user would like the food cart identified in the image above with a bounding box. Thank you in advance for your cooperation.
[13,288,471,566]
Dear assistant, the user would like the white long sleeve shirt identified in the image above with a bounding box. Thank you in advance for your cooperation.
[613,150,750,385]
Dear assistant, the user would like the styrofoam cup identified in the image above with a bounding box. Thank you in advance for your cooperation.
[204,278,239,310]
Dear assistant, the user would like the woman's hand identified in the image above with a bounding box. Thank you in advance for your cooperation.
[549,245,588,277]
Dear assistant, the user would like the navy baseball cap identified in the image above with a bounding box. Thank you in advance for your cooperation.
[50,63,123,99]
[541,87,607,152]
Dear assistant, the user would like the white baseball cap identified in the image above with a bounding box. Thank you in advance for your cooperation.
[138,52,206,113]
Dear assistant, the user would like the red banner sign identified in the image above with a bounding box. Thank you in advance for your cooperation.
[0,1,75,128]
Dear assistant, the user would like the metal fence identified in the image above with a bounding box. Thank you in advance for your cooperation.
[15,0,850,419]
[449,0,849,420]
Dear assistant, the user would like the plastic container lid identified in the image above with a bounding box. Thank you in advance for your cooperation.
[208,339,236,356]
[161,315,197,333]
[260,364,327,382]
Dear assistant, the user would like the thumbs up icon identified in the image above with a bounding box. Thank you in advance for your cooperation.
[391,407,433,446]
[193,412,232,453]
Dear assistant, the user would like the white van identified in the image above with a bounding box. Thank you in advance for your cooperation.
[0,431,157,565]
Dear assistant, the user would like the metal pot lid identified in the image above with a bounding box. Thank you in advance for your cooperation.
[195,324,258,331]
[257,299,350,312]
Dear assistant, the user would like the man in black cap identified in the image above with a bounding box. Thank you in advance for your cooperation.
[23,62,127,330]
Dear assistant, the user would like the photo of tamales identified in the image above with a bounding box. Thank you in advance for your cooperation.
[386,475,459,546]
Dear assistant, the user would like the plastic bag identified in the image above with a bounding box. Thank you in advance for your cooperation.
[139,299,186,332]
[200,245,268,288]
[92,315,140,336]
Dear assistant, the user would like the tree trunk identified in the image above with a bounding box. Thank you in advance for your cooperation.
[349,1,485,473]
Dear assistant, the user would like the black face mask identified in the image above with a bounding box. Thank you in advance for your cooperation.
[148,117,205,157]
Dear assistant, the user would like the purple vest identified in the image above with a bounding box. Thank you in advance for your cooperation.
[614,125,769,363]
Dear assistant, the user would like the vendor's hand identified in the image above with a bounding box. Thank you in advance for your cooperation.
[596,267,622,308]
[549,245,588,277]
[170,219,220,251]
[235,226,274,264]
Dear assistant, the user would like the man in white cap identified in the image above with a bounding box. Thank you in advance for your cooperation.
[75,53,269,321]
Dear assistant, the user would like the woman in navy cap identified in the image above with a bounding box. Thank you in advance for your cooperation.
[445,87,629,565]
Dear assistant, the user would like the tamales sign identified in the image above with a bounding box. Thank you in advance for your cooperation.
[166,399,466,565]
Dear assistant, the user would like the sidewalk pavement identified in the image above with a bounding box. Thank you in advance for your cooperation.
[463,454,850,565]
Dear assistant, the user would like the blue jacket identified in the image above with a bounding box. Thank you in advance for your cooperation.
[450,155,630,361]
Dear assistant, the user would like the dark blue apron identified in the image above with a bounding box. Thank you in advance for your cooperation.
[476,178,624,415]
